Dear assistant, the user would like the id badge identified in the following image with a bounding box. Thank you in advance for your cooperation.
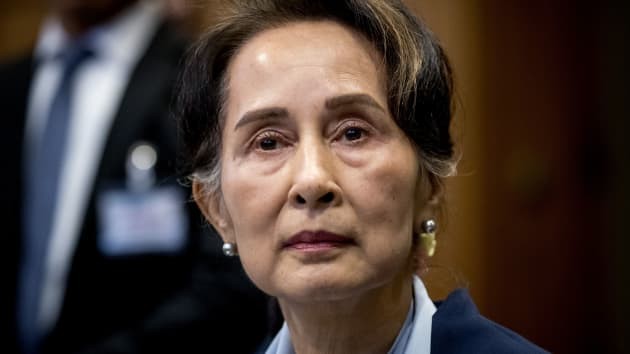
[97,186,188,256]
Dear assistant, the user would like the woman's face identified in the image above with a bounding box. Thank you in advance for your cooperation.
[198,21,434,302]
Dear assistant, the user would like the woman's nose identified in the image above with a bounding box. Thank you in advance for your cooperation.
[288,142,341,209]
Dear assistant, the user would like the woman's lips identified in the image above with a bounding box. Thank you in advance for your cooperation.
[282,230,355,250]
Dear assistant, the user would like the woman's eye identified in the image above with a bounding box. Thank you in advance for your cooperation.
[252,131,287,151]
[259,137,278,150]
[334,121,370,145]
[344,127,364,141]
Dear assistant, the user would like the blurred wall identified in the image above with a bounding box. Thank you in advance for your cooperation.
[600,2,630,353]
[0,0,45,60]
[414,1,626,353]
[2,0,626,353]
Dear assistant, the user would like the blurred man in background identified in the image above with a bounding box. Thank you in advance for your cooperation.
[0,0,270,353]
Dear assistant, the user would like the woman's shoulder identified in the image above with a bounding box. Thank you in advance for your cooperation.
[431,289,549,354]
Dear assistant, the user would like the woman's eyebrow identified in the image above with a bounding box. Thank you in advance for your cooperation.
[234,94,383,131]
[234,107,289,131]
[325,93,386,113]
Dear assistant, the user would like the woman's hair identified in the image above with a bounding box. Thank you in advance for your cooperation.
[176,0,456,199]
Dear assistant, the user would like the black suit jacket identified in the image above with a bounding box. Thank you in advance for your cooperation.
[0,21,269,354]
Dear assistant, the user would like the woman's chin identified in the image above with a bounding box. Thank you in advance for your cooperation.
[271,267,392,305]
[244,247,410,304]
[277,281,366,304]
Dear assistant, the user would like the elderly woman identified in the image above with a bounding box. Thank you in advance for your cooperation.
[176,0,548,353]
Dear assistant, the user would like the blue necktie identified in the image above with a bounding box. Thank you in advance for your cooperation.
[19,41,93,354]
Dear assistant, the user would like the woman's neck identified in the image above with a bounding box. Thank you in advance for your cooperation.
[278,273,414,354]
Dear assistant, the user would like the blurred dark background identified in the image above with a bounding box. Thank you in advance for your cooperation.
[2,0,628,353]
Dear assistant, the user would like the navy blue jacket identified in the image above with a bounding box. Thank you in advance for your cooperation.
[432,289,549,353]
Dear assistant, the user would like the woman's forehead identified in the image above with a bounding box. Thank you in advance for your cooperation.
[231,21,384,81]
[225,21,388,118]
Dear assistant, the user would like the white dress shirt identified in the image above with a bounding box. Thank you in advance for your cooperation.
[24,0,163,334]
[264,276,437,354]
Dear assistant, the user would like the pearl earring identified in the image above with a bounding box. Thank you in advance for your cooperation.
[222,242,238,257]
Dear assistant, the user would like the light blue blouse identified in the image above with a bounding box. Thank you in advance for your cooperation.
[264,276,436,354]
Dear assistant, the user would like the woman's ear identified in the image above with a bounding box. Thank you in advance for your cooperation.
[192,180,235,244]
[413,172,444,232]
